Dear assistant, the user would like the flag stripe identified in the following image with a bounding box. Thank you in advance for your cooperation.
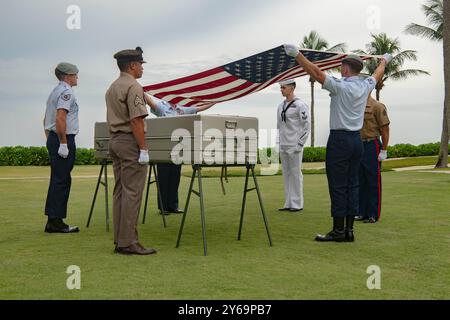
[143,67,224,91]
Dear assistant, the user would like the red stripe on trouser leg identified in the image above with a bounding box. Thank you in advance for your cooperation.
[375,139,381,220]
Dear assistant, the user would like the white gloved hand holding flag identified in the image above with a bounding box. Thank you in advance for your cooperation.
[382,53,392,64]
[284,44,300,57]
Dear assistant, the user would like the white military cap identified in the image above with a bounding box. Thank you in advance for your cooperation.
[279,78,296,86]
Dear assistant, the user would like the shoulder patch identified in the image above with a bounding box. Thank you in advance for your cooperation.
[366,77,375,86]
[61,93,71,101]
[134,95,144,107]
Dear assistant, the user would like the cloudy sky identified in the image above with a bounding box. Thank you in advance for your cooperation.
[0,0,444,148]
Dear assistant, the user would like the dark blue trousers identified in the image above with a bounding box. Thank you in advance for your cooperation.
[325,130,363,218]
[359,139,382,220]
[156,163,181,211]
[45,131,76,219]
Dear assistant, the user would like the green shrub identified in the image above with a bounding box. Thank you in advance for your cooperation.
[0,142,448,166]
[75,148,98,165]
[303,146,327,162]
[387,143,443,159]
[0,146,99,166]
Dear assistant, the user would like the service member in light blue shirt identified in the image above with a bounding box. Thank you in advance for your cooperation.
[42,62,81,234]
[284,44,391,243]
[145,95,215,214]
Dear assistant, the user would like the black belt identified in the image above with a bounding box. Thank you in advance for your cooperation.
[330,130,359,135]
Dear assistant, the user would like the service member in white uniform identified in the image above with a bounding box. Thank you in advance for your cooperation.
[276,79,310,213]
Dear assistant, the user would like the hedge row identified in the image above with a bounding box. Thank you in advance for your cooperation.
[259,142,448,163]
[0,146,97,166]
[0,142,448,166]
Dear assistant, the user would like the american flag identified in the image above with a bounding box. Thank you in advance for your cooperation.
[143,45,376,107]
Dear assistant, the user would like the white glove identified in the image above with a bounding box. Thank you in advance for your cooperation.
[382,53,392,64]
[378,149,387,162]
[284,44,300,57]
[58,144,69,158]
[138,149,149,165]
[295,143,304,153]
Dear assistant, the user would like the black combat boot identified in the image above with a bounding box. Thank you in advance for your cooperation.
[315,217,346,242]
[345,215,355,242]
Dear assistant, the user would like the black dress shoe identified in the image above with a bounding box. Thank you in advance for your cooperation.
[159,210,170,216]
[170,209,184,214]
[45,222,79,233]
[278,208,290,211]
[315,217,345,242]
[289,208,303,212]
[354,215,365,221]
[315,230,346,242]
[363,217,378,223]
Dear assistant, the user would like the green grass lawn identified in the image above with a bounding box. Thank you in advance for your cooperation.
[0,164,449,299]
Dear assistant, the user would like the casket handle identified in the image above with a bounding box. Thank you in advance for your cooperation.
[225,120,237,129]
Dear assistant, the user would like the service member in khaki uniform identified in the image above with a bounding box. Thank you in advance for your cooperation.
[105,47,156,255]
[356,94,390,223]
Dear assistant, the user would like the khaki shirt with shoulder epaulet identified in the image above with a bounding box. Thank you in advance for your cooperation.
[360,96,390,140]
[105,72,148,133]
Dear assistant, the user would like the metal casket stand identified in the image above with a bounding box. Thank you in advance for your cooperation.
[86,158,110,231]
[141,163,167,227]
[86,122,167,231]
[175,163,273,256]
[86,161,167,230]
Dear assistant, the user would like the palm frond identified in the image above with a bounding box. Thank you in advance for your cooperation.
[300,31,329,50]
[327,43,347,53]
[422,0,443,27]
[352,49,367,55]
[404,23,443,41]
[392,50,419,65]
[366,33,401,55]
[389,69,430,81]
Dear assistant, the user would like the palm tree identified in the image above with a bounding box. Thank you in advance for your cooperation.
[300,31,347,147]
[404,0,448,168]
[355,33,429,101]
[442,0,450,168]
[404,0,443,41]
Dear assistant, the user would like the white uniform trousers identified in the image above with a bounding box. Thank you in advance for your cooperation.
[280,147,304,209]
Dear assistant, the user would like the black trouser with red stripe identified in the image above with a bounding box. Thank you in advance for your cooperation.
[359,138,382,220]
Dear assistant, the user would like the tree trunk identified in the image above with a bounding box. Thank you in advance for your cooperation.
[436,0,450,168]
[310,78,315,147]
